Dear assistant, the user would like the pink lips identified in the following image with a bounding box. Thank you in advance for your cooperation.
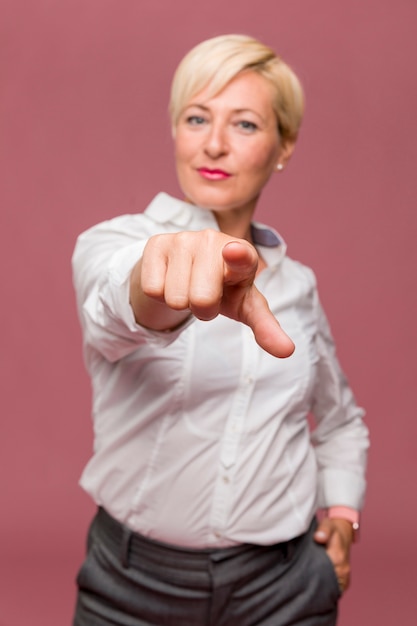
[197,167,231,181]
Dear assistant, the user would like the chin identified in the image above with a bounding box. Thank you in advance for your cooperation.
[182,189,245,213]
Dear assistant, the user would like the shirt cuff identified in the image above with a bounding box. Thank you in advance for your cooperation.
[327,506,359,524]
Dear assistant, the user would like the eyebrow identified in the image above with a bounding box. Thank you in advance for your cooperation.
[184,103,266,123]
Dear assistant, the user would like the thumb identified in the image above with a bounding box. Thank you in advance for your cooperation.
[314,518,334,545]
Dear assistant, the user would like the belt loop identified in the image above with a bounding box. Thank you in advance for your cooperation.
[121,526,132,568]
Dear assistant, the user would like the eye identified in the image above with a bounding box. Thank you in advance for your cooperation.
[237,120,258,132]
[186,115,206,126]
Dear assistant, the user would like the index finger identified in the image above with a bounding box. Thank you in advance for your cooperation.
[222,241,259,287]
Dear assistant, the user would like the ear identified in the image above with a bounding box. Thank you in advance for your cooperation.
[276,139,296,171]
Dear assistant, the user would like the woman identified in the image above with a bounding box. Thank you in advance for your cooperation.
[72,34,369,626]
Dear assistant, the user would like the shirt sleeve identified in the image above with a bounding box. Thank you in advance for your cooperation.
[310,294,369,511]
[72,217,192,363]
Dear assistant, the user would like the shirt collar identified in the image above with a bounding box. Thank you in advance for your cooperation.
[145,192,287,266]
[145,192,218,229]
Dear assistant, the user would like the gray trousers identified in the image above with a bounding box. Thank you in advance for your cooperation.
[73,508,340,626]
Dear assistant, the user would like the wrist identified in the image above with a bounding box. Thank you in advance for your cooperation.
[328,506,360,542]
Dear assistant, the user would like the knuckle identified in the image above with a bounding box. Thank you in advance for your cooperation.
[145,233,168,252]
[141,280,163,300]
[190,304,218,321]
[165,294,189,310]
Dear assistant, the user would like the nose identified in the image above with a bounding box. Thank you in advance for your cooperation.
[204,122,228,158]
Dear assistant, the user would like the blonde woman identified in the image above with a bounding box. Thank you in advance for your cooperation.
[72,34,368,626]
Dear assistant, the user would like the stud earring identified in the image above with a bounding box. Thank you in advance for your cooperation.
[276,163,284,171]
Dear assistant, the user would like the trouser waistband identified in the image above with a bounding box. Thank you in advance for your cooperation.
[93,507,314,579]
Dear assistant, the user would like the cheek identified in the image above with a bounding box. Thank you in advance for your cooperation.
[174,128,199,161]
[244,135,280,167]
[174,139,187,165]
[174,132,188,167]
[174,139,196,197]
[243,147,279,183]
[174,143,192,186]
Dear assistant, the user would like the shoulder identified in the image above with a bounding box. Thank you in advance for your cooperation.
[75,192,217,248]
[282,256,317,288]
[76,212,152,244]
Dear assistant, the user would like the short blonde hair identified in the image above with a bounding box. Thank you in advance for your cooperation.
[169,34,304,142]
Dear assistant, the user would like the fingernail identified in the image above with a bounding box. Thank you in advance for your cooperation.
[315,531,327,540]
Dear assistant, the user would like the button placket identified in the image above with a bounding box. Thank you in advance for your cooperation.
[210,327,259,537]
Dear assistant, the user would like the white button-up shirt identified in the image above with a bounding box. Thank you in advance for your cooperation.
[72,193,369,547]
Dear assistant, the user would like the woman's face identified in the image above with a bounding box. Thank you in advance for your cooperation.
[174,71,291,218]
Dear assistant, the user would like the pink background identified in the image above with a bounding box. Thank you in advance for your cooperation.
[1,0,416,623]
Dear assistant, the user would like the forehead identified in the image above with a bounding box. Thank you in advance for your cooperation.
[186,71,275,114]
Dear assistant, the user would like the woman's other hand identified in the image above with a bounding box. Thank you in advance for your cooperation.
[130,229,294,358]
[314,517,354,594]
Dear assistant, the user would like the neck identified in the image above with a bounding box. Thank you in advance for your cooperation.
[212,205,256,243]
[212,204,267,275]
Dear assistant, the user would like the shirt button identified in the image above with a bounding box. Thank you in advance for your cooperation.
[214,531,222,539]
[223,475,230,484]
